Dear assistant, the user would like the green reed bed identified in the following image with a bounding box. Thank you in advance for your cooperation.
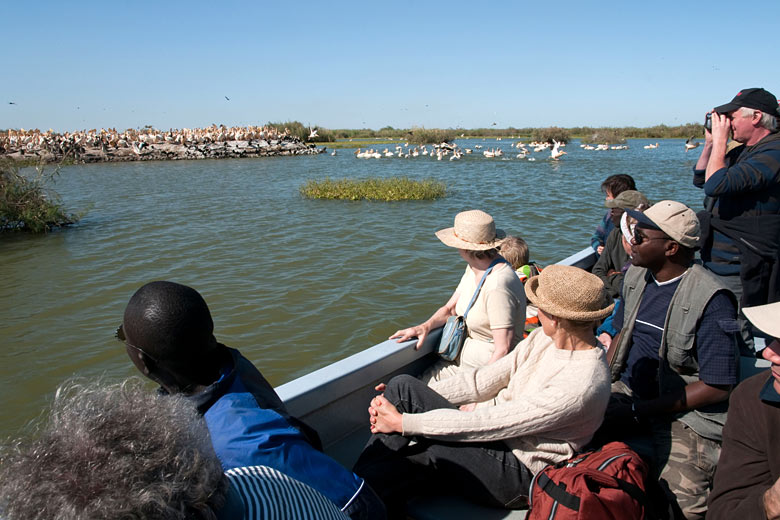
[300,177,446,201]
[0,160,78,233]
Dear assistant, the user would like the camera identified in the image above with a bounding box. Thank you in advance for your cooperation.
[704,113,712,131]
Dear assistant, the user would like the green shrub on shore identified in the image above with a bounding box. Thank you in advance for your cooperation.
[300,177,446,201]
[580,128,627,145]
[0,160,78,233]
[406,127,456,145]
[529,127,571,144]
[265,121,336,143]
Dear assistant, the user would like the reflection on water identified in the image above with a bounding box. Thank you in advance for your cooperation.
[0,138,705,436]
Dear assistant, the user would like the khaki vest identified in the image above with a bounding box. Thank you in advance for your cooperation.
[609,264,738,442]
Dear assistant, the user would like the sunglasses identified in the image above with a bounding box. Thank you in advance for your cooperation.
[632,228,669,245]
[115,324,157,362]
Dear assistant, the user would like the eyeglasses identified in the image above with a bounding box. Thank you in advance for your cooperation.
[632,228,669,245]
[115,324,157,362]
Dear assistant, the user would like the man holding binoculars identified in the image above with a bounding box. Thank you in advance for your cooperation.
[693,87,780,354]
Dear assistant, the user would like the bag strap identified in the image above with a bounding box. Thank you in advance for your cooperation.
[536,471,650,514]
[537,472,580,511]
[463,258,507,319]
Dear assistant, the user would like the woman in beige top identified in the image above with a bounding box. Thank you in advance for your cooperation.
[355,265,614,515]
[390,210,526,381]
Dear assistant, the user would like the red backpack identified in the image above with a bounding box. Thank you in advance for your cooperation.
[528,442,650,520]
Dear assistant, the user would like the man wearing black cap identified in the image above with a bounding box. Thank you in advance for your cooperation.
[693,88,780,351]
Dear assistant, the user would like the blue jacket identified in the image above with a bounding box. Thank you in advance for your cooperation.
[188,346,365,511]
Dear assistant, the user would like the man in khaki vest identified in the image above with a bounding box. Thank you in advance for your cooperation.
[601,200,739,520]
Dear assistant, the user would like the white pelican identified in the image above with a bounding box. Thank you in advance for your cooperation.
[308,127,318,140]
[551,140,567,160]
[684,137,700,152]
[643,142,659,149]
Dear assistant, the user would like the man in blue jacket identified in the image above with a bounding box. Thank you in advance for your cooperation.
[693,87,780,351]
[118,281,386,520]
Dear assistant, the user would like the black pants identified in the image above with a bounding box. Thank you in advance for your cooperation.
[353,375,532,516]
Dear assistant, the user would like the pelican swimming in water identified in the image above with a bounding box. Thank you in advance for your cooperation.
[643,142,659,149]
[551,140,567,160]
[684,137,700,152]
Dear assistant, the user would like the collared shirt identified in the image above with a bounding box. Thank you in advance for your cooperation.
[760,376,780,404]
[615,271,738,399]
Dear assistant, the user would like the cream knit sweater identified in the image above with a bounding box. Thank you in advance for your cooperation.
[402,328,611,474]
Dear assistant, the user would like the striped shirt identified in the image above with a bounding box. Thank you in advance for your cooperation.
[615,272,738,400]
[225,465,350,519]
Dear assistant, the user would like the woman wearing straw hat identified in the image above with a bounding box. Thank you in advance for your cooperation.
[356,265,614,514]
[390,210,526,381]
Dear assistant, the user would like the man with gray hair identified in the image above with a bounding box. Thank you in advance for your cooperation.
[0,379,349,519]
[694,87,780,351]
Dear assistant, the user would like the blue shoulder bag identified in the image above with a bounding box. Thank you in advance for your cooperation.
[437,258,506,361]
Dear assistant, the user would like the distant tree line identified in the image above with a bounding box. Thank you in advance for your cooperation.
[292,122,706,145]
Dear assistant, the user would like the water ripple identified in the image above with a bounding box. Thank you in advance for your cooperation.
[0,139,705,435]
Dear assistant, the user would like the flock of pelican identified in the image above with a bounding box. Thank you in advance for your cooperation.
[0,124,295,157]
[348,137,704,162]
[352,139,572,162]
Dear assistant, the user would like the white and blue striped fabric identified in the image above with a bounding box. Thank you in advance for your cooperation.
[225,465,350,519]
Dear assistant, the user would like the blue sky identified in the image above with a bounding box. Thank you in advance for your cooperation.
[2,0,779,132]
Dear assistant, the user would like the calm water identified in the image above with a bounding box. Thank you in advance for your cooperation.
[0,138,705,436]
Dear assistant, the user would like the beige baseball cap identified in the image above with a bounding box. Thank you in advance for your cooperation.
[626,200,700,249]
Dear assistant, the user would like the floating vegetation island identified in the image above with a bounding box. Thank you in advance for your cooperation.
[300,177,446,201]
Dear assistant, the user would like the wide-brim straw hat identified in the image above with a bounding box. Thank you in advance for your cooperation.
[435,209,506,251]
[525,265,614,321]
[743,301,780,339]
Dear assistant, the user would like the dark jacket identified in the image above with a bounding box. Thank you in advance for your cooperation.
[694,132,780,306]
[708,371,780,518]
[698,210,780,307]
[592,228,630,299]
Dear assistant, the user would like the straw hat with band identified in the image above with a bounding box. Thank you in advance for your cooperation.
[743,301,780,340]
[435,209,506,251]
[525,265,614,321]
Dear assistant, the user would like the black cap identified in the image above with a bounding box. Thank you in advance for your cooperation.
[713,88,780,115]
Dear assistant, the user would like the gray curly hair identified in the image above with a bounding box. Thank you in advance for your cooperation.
[0,378,228,519]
